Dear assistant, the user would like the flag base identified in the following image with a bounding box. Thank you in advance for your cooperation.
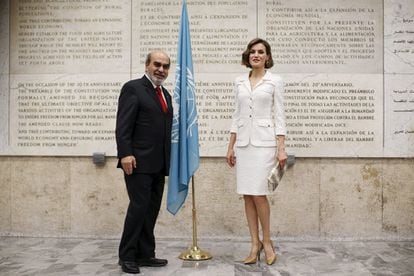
[178,245,212,261]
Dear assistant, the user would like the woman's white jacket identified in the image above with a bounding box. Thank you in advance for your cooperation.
[230,71,286,147]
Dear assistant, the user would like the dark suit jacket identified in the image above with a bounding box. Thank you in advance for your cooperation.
[115,75,173,175]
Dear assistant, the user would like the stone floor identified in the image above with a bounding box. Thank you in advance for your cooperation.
[0,237,413,275]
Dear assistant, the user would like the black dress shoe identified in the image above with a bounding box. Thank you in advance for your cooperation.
[119,260,140,274]
[137,257,168,267]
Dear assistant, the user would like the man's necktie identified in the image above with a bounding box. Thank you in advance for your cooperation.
[156,86,167,113]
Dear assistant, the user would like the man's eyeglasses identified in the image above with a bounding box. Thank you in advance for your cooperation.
[153,61,170,70]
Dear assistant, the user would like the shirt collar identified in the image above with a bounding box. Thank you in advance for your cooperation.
[145,73,158,89]
[239,70,271,84]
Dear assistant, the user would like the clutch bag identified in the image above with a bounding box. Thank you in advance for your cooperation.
[267,161,287,192]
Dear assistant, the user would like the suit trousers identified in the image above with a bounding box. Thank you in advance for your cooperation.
[118,171,165,261]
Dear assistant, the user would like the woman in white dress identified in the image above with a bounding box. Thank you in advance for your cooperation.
[226,38,287,265]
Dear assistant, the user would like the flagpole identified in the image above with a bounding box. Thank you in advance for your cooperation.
[168,0,211,260]
[178,176,212,260]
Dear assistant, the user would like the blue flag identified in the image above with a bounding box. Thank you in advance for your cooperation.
[167,0,199,215]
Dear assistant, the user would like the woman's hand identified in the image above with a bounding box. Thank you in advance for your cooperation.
[226,148,236,167]
[276,135,287,168]
[277,149,288,168]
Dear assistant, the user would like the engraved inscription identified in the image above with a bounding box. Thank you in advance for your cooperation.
[13,80,119,150]
[284,80,379,152]
[1,0,412,157]
[384,0,414,156]
[261,0,383,73]
[11,0,129,74]
[136,0,255,71]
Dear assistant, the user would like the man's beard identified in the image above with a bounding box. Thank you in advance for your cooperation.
[149,74,165,86]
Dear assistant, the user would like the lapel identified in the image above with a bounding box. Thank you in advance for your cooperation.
[240,71,272,92]
[239,74,251,92]
[261,71,272,83]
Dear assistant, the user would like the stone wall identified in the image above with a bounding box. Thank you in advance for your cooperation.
[2,0,414,157]
[0,157,413,240]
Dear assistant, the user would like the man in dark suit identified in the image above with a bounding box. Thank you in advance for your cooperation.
[115,51,173,274]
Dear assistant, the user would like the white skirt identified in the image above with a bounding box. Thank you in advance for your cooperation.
[235,144,276,195]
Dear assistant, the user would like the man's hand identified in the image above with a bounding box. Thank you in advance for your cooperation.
[121,155,136,175]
